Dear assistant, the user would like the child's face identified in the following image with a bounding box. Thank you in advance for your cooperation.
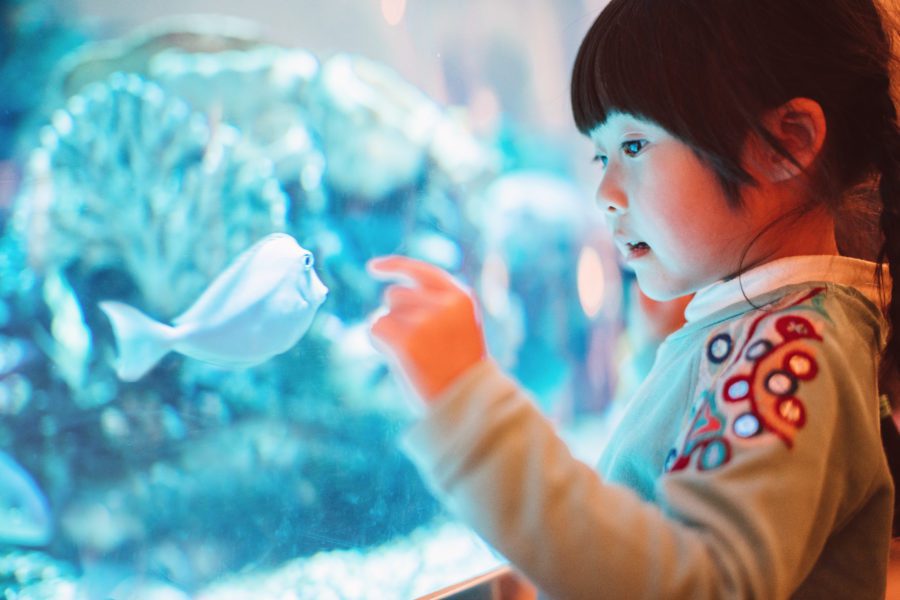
[589,112,764,301]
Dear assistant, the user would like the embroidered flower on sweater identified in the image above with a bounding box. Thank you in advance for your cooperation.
[666,288,827,473]
[665,390,732,471]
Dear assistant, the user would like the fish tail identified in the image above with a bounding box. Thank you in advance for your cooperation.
[99,301,174,382]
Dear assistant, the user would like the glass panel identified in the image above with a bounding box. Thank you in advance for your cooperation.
[0,1,620,597]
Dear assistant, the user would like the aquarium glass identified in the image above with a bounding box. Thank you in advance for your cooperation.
[0,1,622,597]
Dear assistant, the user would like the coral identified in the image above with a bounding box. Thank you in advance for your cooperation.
[16,72,288,317]
[147,45,329,224]
[51,14,265,102]
[52,19,328,222]
[306,53,497,201]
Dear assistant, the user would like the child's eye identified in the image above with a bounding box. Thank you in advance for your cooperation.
[622,140,648,156]
[593,154,608,168]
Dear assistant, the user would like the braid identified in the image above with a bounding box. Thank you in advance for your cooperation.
[877,91,900,398]
[875,87,900,537]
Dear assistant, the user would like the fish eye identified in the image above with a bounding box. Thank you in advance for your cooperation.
[303,253,314,269]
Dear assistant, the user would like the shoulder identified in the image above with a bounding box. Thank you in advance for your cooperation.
[666,285,881,473]
[702,284,882,376]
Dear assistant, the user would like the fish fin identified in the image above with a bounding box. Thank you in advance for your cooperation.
[99,301,174,382]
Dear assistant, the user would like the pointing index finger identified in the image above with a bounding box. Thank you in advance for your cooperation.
[367,255,454,290]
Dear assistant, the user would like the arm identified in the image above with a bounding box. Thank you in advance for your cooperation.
[407,334,884,598]
[369,258,885,598]
[404,359,727,599]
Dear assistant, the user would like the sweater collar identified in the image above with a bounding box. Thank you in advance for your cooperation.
[684,255,890,324]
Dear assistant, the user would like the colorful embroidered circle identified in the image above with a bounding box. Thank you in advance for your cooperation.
[765,369,798,396]
[700,439,730,470]
[707,333,733,364]
[776,315,815,341]
[784,351,817,380]
[777,397,806,426]
[745,339,773,362]
[733,413,762,438]
[723,376,751,401]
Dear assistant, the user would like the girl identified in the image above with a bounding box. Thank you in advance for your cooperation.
[369,0,900,597]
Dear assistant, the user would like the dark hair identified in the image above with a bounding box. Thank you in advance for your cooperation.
[572,0,900,534]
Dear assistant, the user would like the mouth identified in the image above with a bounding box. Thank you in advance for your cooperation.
[615,238,651,261]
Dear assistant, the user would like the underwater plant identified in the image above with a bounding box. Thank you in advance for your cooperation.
[52,20,328,225]
[16,71,289,318]
[306,52,497,202]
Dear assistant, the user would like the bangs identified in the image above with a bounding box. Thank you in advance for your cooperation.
[571,0,729,136]
[571,0,659,135]
[570,0,772,200]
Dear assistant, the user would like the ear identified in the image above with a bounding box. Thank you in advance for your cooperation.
[745,98,827,183]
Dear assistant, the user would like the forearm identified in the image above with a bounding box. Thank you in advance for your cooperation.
[402,361,734,599]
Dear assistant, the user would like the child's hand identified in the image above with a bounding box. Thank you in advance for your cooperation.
[367,255,486,404]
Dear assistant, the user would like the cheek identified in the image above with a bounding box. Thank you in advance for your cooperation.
[644,200,709,255]
[648,173,735,244]
[657,211,737,264]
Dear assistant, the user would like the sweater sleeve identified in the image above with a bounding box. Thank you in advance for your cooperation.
[402,301,886,599]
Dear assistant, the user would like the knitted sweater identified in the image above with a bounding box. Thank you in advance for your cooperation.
[403,255,894,599]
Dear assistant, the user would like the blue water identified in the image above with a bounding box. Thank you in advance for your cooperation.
[0,6,618,598]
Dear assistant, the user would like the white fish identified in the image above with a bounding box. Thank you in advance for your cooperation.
[0,451,52,546]
[100,233,328,381]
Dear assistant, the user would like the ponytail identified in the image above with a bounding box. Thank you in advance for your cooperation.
[875,88,900,537]
[877,94,900,388]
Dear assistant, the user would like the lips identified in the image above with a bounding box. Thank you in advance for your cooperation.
[613,234,650,253]
[613,235,651,259]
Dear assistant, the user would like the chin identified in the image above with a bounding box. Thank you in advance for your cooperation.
[634,274,697,303]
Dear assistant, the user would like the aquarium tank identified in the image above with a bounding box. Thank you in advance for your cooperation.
[0,0,623,597]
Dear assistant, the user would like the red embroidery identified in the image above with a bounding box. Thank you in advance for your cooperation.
[727,287,824,369]
[667,390,731,472]
[666,289,826,473]
[694,400,724,436]
[721,313,821,447]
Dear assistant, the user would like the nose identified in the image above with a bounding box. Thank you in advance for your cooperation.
[596,167,627,215]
